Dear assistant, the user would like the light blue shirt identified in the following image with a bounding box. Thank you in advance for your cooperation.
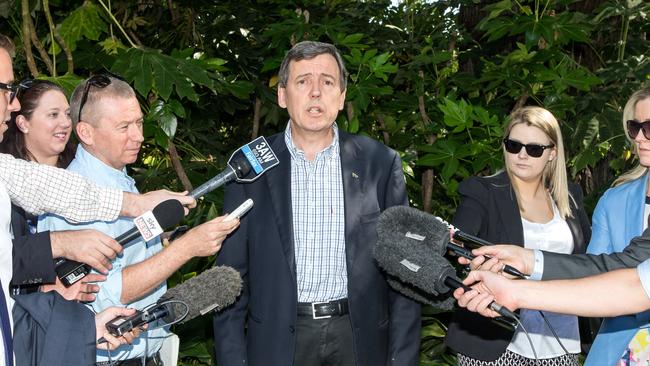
[38,145,167,362]
[285,123,347,303]
[638,259,650,299]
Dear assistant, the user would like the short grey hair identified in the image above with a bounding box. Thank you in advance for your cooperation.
[70,75,136,127]
[278,41,348,92]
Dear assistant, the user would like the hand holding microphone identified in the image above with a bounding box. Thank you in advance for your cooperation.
[374,206,519,322]
[463,245,535,277]
[98,265,242,343]
[380,206,526,279]
[453,270,523,319]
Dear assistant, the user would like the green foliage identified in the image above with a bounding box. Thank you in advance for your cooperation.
[2,0,649,364]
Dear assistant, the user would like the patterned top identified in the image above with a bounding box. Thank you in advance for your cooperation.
[0,152,122,365]
[285,123,347,303]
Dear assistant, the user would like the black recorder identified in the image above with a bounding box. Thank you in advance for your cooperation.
[55,258,90,287]
[106,310,147,337]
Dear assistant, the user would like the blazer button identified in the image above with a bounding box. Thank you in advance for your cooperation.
[289,326,295,333]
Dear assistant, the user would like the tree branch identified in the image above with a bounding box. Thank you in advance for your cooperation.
[251,97,262,140]
[21,0,39,77]
[43,0,74,75]
[168,140,193,192]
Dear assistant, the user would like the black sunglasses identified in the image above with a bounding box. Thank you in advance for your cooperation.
[0,79,33,105]
[626,119,650,140]
[77,73,125,122]
[503,138,554,158]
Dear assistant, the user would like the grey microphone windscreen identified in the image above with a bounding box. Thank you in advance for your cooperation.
[377,206,450,255]
[162,265,242,323]
[375,206,458,311]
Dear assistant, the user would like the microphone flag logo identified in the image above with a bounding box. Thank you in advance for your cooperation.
[133,210,164,242]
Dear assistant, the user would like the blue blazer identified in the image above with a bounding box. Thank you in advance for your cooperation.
[585,173,650,366]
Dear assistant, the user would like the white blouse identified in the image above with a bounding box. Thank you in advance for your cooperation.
[507,200,581,358]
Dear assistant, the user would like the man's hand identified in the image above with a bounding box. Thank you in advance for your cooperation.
[452,270,521,318]
[122,190,197,217]
[50,230,123,274]
[172,215,240,260]
[95,307,145,350]
[457,245,534,277]
[41,273,106,302]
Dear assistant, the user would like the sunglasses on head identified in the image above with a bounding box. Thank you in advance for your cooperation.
[77,72,125,122]
[626,119,650,140]
[0,79,34,104]
[503,138,554,158]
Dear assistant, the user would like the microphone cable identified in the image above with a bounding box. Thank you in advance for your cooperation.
[513,316,539,364]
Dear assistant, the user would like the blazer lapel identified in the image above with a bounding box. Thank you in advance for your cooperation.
[265,136,296,277]
[340,132,364,268]
[492,172,525,246]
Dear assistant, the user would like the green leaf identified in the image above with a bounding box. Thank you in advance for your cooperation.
[113,48,213,101]
[38,74,84,97]
[56,2,107,53]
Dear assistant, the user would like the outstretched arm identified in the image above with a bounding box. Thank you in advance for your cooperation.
[454,264,650,318]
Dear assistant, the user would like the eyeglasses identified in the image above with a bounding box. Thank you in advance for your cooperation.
[0,79,33,104]
[76,73,125,122]
[503,138,554,158]
[626,119,650,140]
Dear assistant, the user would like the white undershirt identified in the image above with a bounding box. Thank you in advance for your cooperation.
[508,200,581,358]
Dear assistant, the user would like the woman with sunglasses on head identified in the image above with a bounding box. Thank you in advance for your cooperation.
[0,80,122,302]
[444,106,591,366]
[578,87,650,366]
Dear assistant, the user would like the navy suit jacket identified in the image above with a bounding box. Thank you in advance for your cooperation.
[213,131,421,366]
[12,292,96,366]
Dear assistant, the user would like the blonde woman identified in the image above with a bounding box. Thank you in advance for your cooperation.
[584,87,650,365]
[444,106,591,365]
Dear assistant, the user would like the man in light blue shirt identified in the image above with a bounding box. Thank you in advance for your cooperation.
[39,75,240,365]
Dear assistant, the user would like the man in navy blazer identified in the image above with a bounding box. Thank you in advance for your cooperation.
[213,41,421,366]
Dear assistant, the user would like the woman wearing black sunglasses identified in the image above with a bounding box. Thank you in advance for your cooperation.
[581,87,650,365]
[445,106,591,366]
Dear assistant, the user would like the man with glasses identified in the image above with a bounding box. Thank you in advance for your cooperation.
[0,34,199,365]
[39,74,240,366]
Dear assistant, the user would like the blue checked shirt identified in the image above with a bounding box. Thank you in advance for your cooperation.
[285,123,348,303]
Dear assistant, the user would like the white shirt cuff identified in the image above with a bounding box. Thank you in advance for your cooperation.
[527,249,544,281]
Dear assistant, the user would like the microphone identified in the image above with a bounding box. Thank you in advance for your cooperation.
[55,199,185,287]
[379,206,525,279]
[100,265,242,342]
[190,136,280,199]
[374,206,518,321]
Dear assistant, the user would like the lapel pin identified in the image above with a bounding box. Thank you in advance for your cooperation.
[352,172,359,179]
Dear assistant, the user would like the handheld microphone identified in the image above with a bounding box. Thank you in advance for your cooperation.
[55,199,185,287]
[190,136,280,199]
[374,206,518,322]
[100,265,242,342]
[379,206,525,279]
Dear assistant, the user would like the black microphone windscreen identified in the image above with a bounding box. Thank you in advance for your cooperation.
[152,199,185,229]
[161,265,242,323]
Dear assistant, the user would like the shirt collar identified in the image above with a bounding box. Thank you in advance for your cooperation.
[284,122,340,162]
[74,145,135,185]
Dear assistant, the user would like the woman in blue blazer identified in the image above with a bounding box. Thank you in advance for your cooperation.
[585,87,650,365]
